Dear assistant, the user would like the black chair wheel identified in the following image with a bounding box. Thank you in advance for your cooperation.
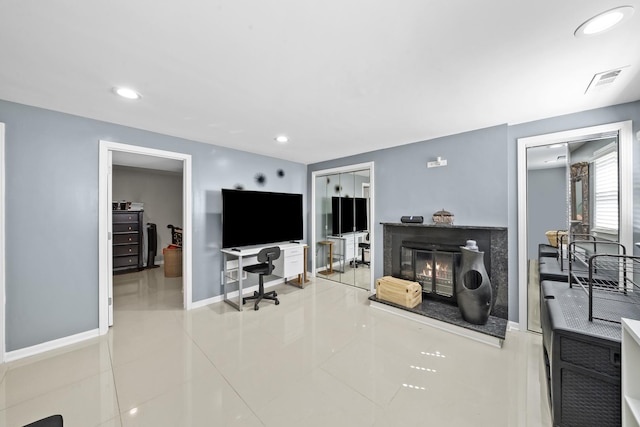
[242,298,246,304]
[275,300,280,305]
[273,292,278,297]
[253,291,258,296]
[254,304,259,311]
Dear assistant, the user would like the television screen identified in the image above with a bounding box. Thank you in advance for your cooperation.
[222,189,303,248]
[332,197,368,235]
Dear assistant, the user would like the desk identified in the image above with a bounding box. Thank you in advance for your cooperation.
[327,232,368,272]
[221,242,305,311]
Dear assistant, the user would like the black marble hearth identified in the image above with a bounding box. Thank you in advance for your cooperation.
[368,294,508,340]
[378,222,509,342]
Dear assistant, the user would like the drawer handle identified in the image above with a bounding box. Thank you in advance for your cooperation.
[128,226,132,231]
[129,248,132,253]
[128,237,132,241]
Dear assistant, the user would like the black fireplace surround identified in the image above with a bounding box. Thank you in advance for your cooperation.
[382,223,509,321]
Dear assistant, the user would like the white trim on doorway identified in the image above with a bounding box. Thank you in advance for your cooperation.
[98,141,193,335]
[311,162,375,292]
[0,123,5,362]
[516,120,633,331]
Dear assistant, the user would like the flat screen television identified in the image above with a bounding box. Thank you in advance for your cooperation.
[331,197,368,235]
[222,189,303,248]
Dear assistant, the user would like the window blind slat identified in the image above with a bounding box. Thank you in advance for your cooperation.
[593,150,618,231]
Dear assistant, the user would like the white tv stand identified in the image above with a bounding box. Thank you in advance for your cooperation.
[221,242,305,311]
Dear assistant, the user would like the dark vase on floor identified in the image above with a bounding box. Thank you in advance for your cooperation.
[456,241,492,324]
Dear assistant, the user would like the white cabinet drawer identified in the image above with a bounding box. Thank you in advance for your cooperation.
[273,244,305,278]
[285,246,304,257]
[345,241,355,257]
[284,257,303,275]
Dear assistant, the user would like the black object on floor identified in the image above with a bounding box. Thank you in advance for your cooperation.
[23,414,63,427]
[146,223,159,268]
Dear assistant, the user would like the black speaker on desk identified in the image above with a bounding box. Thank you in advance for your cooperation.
[401,216,424,224]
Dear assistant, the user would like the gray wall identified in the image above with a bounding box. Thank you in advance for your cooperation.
[508,100,640,321]
[1,99,307,351]
[308,124,510,295]
[527,167,567,258]
[113,166,183,261]
[310,100,640,322]
[2,97,639,351]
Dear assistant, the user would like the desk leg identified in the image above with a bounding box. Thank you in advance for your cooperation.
[237,255,243,310]
[294,246,309,287]
[328,244,333,274]
[222,252,228,301]
[223,252,242,311]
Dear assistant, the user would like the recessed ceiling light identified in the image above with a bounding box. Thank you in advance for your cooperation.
[575,6,634,37]
[549,143,566,149]
[275,135,289,144]
[113,87,142,100]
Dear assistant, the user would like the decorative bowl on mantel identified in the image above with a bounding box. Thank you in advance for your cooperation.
[432,209,454,225]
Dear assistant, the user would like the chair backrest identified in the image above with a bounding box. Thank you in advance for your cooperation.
[257,246,281,274]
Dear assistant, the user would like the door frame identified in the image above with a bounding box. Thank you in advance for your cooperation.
[0,123,5,361]
[311,162,375,292]
[98,140,193,334]
[516,120,632,330]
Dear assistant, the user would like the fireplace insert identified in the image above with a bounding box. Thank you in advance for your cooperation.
[400,241,462,303]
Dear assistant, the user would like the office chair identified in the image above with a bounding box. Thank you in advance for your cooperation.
[352,233,370,268]
[242,246,281,310]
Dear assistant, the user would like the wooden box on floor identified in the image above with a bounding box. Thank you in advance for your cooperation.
[376,276,422,308]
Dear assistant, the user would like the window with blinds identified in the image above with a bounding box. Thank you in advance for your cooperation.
[593,149,618,232]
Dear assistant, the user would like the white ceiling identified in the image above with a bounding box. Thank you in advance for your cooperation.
[1,1,639,165]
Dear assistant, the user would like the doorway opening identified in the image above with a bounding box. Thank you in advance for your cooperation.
[98,141,193,334]
[517,121,632,332]
[0,122,5,362]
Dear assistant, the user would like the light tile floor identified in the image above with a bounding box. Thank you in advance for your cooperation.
[0,268,552,426]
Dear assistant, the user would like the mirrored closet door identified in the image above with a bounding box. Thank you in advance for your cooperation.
[314,166,372,291]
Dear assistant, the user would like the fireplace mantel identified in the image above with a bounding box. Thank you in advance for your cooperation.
[380,222,507,231]
[381,222,508,321]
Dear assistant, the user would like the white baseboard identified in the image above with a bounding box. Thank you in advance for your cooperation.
[369,300,503,348]
[4,328,101,362]
[191,295,223,309]
[507,320,520,331]
[4,277,299,360]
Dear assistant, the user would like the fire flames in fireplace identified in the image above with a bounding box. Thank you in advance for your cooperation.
[401,244,459,301]
[422,261,452,281]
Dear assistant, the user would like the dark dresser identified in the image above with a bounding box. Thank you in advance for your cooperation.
[113,210,144,274]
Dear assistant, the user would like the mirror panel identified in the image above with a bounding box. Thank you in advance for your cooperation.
[524,134,622,332]
[313,169,371,290]
[518,121,632,331]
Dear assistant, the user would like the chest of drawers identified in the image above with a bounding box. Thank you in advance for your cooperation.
[113,210,144,273]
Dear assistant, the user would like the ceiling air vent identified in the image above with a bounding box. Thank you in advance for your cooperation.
[585,67,626,94]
